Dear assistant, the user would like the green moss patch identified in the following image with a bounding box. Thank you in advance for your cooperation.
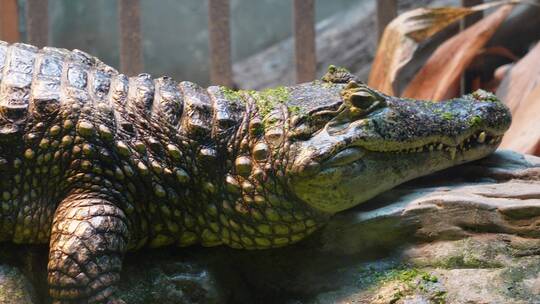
[321,64,355,84]
[220,86,292,118]
[249,87,291,117]
[441,112,454,120]
[469,115,482,127]
[471,90,499,103]
[358,265,447,304]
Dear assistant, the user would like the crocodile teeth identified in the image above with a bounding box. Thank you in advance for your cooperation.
[477,131,486,143]
[449,147,457,160]
[437,143,444,150]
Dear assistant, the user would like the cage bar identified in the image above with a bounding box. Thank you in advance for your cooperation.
[376,0,397,41]
[26,0,48,46]
[208,0,233,87]
[0,0,20,43]
[293,0,316,83]
[119,0,144,76]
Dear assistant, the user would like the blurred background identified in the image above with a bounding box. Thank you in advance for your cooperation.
[45,0,358,86]
[1,0,448,88]
[8,0,362,86]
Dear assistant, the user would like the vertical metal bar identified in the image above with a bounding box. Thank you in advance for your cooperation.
[0,0,19,43]
[377,0,398,41]
[460,0,483,94]
[208,0,232,87]
[26,0,48,46]
[0,0,20,43]
[119,0,143,76]
[293,0,316,83]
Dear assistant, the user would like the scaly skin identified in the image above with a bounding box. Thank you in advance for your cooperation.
[0,42,511,303]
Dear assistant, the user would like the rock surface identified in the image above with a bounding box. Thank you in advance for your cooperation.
[1,150,539,303]
[0,265,37,304]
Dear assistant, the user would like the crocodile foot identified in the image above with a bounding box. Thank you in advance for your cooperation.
[48,194,129,303]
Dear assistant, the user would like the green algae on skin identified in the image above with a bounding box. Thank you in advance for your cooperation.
[220,86,294,119]
[471,90,499,103]
[327,64,350,74]
[220,86,242,102]
[441,112,454,120]
[322,65,354,84]
[250,86,291,118]
[469,115,482,127]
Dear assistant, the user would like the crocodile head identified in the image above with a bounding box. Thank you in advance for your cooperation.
[285,80,511,214]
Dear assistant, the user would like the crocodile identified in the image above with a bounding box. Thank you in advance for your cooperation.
[0,41,511,303]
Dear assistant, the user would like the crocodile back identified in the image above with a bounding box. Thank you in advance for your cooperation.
[0,40,326,248]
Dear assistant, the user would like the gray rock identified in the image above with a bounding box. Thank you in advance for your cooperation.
[0,265,36,304]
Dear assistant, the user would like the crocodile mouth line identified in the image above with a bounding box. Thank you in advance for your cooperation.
[322,130,503,169]
[380,130,503,157]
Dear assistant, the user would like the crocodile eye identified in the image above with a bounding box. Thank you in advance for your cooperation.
[349,90,378,110]
[341,82,385,116]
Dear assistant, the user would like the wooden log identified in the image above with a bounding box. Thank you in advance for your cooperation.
[0,0,20,43]
[293,0,316,83]
[119,0,143,76]
[25,0,48,47]
[208,0,232,87]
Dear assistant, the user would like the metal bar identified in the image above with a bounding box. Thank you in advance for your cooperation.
[460,0,484,94]
[0,0,20,43]
[376,0,398,41]
[119,0,143,76]
[208,0,232,87]
[25,0,48,46]
[293,0,316,83]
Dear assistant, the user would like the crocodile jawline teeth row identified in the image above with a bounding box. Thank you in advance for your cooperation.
[387,131,503,155]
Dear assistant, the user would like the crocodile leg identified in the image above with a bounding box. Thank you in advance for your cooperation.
[47,193,129,304]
